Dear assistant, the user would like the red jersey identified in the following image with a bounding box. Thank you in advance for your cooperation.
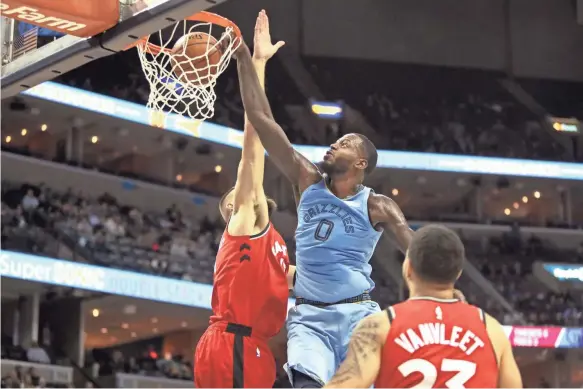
[210,222,289,339]
[376,297,499,388]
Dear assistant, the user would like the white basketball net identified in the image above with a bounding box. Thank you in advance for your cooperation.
[136,19,240,120]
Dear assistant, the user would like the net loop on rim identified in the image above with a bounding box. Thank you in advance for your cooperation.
[133,11,242,121]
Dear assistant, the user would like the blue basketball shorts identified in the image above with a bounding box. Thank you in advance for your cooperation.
[284,300,381,386]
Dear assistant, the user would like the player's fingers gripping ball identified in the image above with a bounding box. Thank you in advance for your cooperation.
[170,32,224,86]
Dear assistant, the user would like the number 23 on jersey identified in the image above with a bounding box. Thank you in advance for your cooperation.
[398,358,476,389]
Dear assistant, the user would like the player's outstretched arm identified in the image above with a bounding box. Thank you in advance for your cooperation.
[485,314,523,388]
[234,11,321,193]
[233,10,284,231]
[325,312,388,388]
[369,193,414,253]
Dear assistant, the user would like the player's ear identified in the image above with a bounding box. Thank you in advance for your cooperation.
[402,255,412,280]
[355,158,368,171]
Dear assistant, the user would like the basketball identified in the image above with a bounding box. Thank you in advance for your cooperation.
[170,32,223,86]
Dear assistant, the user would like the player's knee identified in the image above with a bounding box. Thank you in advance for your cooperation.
[292,370,323,389]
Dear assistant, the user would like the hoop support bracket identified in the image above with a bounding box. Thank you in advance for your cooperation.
[0,0,226,99]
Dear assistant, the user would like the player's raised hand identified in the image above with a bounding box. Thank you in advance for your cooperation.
[253,10,285,63]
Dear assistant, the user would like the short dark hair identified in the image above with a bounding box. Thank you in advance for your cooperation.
[355,134,377,175]
[407,224,465,284]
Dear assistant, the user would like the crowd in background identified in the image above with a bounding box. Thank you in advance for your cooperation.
[2,26,583,389]
[56,49,583,162]
[2,181,223,284]
[0,336,70,388]
[0,332,194,387]
[3,179,582,329]
[306,58,578,160]
[87,345,192,381]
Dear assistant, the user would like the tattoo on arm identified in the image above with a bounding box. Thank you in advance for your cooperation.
[327,319,381,386]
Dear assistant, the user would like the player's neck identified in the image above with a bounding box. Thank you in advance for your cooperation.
[328,175,362,199]
[409,286,456,301]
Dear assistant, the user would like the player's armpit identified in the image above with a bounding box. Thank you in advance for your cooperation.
[485,314,523,388]
[369,194,413,253]
[325,312,388,388]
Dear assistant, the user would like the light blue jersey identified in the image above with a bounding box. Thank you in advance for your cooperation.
[286,178,383,386]
[294,178,382,302]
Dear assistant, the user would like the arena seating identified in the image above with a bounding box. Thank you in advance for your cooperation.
[54,52,581,162]
[2,173,581,327]
[87,346,193,382]
[1,335,72,388]
[305,57,574,161]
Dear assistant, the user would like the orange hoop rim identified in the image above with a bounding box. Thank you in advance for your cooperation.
[125,11,242,54]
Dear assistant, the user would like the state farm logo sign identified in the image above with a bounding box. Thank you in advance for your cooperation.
[0,4,87,33]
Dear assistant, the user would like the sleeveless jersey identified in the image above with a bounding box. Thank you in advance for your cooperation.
[295,178,382,302]
[210,222,289,339]
[376,297,499,388]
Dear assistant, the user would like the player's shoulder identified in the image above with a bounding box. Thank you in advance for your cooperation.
[482,311,512,365]
[367,192,399,213]
[353,310,392,345]
[483,311,509,340]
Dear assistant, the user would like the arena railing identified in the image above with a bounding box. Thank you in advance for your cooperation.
[0,359,73,386]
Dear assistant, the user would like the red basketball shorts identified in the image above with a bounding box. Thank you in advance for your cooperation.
[194,322,276,388]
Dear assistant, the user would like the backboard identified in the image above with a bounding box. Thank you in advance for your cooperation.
[0,0,231,98]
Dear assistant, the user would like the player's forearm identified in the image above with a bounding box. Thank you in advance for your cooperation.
[236,44,299,180]
[232,159,257,211]
[241,59,267,173]
[393,226,413,254]
[378,197,413,254]
[237,44,275,123]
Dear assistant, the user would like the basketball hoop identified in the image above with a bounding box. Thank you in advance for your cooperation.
[129,11,242,120]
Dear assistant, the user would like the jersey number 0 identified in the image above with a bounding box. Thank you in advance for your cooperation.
[398,358,477,388]
[314,219,334,241]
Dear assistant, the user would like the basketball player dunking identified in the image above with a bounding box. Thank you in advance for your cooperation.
[325,225,523,388]
[193,12,291,388]
[234,13,421,387]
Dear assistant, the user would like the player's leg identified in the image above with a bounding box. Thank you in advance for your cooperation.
[292,370,323,388]
[285,305,337,388]
[335,301,381,364]
[194,326,235,388]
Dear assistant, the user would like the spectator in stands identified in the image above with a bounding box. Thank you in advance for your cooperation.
[1,370,20,388]
[26,342,50,364]
[104,214,125,238]
[125,357,141,375]
[21,189,39,212]
[27,367,44,387]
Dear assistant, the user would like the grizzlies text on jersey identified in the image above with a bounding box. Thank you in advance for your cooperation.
[294,178,382,302]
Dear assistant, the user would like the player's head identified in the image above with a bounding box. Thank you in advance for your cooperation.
[403,224,465,291]
[320,133,377,179]
[218,187,277,222]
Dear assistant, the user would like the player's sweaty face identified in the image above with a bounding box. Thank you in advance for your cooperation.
[322,135,360,174]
